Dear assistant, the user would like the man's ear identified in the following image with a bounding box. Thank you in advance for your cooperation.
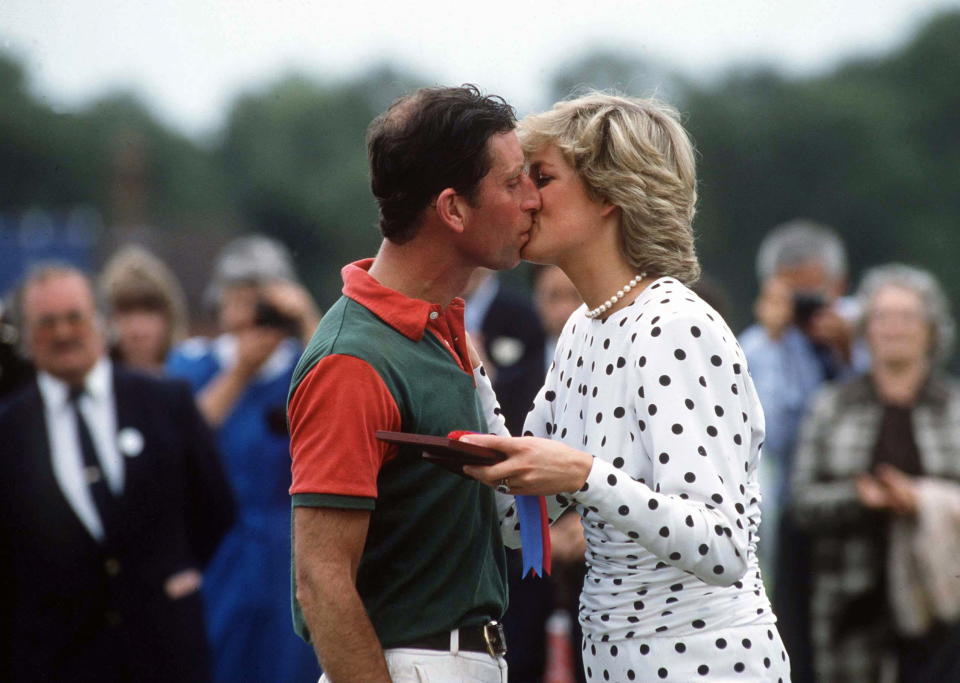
[435,188,468,234]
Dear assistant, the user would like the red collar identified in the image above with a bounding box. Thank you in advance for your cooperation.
[341,259,467,342]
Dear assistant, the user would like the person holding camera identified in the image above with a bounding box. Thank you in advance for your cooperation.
[166,235,321,683]
[739,218,860,683]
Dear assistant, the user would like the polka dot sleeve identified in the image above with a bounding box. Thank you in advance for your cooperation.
[473,364,509,438]
[476,358,575,544]
[474,364,523,548]
[572,313,752,586]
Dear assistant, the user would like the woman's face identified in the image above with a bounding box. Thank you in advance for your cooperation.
[522,145,611,266]
[112,309,170,371]
[865,285,931,368]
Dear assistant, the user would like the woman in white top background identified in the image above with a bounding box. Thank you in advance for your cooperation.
[464,93,790,681]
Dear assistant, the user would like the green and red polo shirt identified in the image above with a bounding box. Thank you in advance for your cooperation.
[288,258,507,648]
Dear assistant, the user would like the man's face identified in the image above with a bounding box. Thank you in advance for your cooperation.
[218,284,259,333]
[535,266,582,339]
[458,131,541,270]
[777,261,843,300]
[23,272,105,385]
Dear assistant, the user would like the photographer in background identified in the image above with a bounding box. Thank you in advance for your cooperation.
[739,219,861,683]
[166,235,321,683]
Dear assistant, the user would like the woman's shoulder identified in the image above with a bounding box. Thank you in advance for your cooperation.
[630,278,732,339]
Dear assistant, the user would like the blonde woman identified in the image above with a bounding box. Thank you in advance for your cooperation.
[463,94,789,681]
[99,245,188,373]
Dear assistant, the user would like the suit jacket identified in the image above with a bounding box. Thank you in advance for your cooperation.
[479,285,546,435]
[0,365,235,683]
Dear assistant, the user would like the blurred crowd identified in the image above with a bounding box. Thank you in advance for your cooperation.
[1,219,959,682]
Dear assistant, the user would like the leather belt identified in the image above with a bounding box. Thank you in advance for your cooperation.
[396,620,507,657]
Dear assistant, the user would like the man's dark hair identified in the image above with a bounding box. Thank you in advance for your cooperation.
[367,84,517,244]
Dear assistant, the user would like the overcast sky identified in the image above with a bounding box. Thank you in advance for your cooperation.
[2,0,957,138]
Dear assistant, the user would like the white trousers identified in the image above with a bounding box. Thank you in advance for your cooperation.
[319,646,508,682]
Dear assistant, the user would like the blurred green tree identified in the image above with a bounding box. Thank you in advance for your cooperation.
[217,65,425,303]
[2,8,958,362]
[0,52,228,227]
[544,10,960,346]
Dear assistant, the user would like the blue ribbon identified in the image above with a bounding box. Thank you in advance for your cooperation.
[516,494,547,577]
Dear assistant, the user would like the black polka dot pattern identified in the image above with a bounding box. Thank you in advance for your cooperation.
[474,277,781,677]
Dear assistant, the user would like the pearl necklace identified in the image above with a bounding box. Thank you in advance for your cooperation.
[584,272,647,319]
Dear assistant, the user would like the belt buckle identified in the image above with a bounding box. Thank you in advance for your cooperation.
[482,620,507,657]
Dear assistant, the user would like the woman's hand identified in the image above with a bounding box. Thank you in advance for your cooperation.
[460,433,593,496]
[874,464,918,516]
[855,465,918,517]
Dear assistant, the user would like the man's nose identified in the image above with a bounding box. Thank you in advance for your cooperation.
[521,174,541,212]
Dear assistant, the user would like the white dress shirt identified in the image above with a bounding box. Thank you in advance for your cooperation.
[37,357,123,541]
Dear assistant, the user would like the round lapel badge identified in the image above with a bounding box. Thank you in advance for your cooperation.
[490,336,524,367]
[117,427,144,457]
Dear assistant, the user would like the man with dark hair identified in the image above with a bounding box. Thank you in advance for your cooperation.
[367,85,520,245]
[288,85,539,682]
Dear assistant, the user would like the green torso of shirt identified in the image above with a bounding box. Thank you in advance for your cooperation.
[289,295,507,648]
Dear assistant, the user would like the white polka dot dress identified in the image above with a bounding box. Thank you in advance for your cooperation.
[498,277,790,681]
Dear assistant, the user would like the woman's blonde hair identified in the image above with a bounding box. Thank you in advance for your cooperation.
[99,245,189,360]
[520,92,700,284]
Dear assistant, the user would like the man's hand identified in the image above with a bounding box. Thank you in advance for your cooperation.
[234,326,287,378]
[753,277,794,341]
[807,307,853,362]
[460,434,593,496]
[164,568,202,600]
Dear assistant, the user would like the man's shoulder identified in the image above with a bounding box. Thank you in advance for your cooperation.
[738,323,775,350]
[739,324,808,359]
[113,365,194,406]
[0,381,40,425]
[308,296,396,349]
[292,296,403,394]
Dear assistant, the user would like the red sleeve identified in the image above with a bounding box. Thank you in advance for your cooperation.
[288,354,401,498]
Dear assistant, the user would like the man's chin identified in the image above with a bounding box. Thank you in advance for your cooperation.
[496,254,522,271]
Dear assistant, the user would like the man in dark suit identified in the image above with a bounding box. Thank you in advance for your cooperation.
[463,269,546,436]
[0,263,235,682]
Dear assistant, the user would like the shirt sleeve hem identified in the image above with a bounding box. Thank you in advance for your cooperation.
[291,492,376,510]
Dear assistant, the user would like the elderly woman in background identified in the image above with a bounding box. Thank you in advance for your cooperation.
[99,245,188,374]
[791,263,960,683]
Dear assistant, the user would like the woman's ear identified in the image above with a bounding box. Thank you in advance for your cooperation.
[435,188,467,234]
[599,199,620,219]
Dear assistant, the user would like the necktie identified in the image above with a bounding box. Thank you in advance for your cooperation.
[68,387,121,543]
